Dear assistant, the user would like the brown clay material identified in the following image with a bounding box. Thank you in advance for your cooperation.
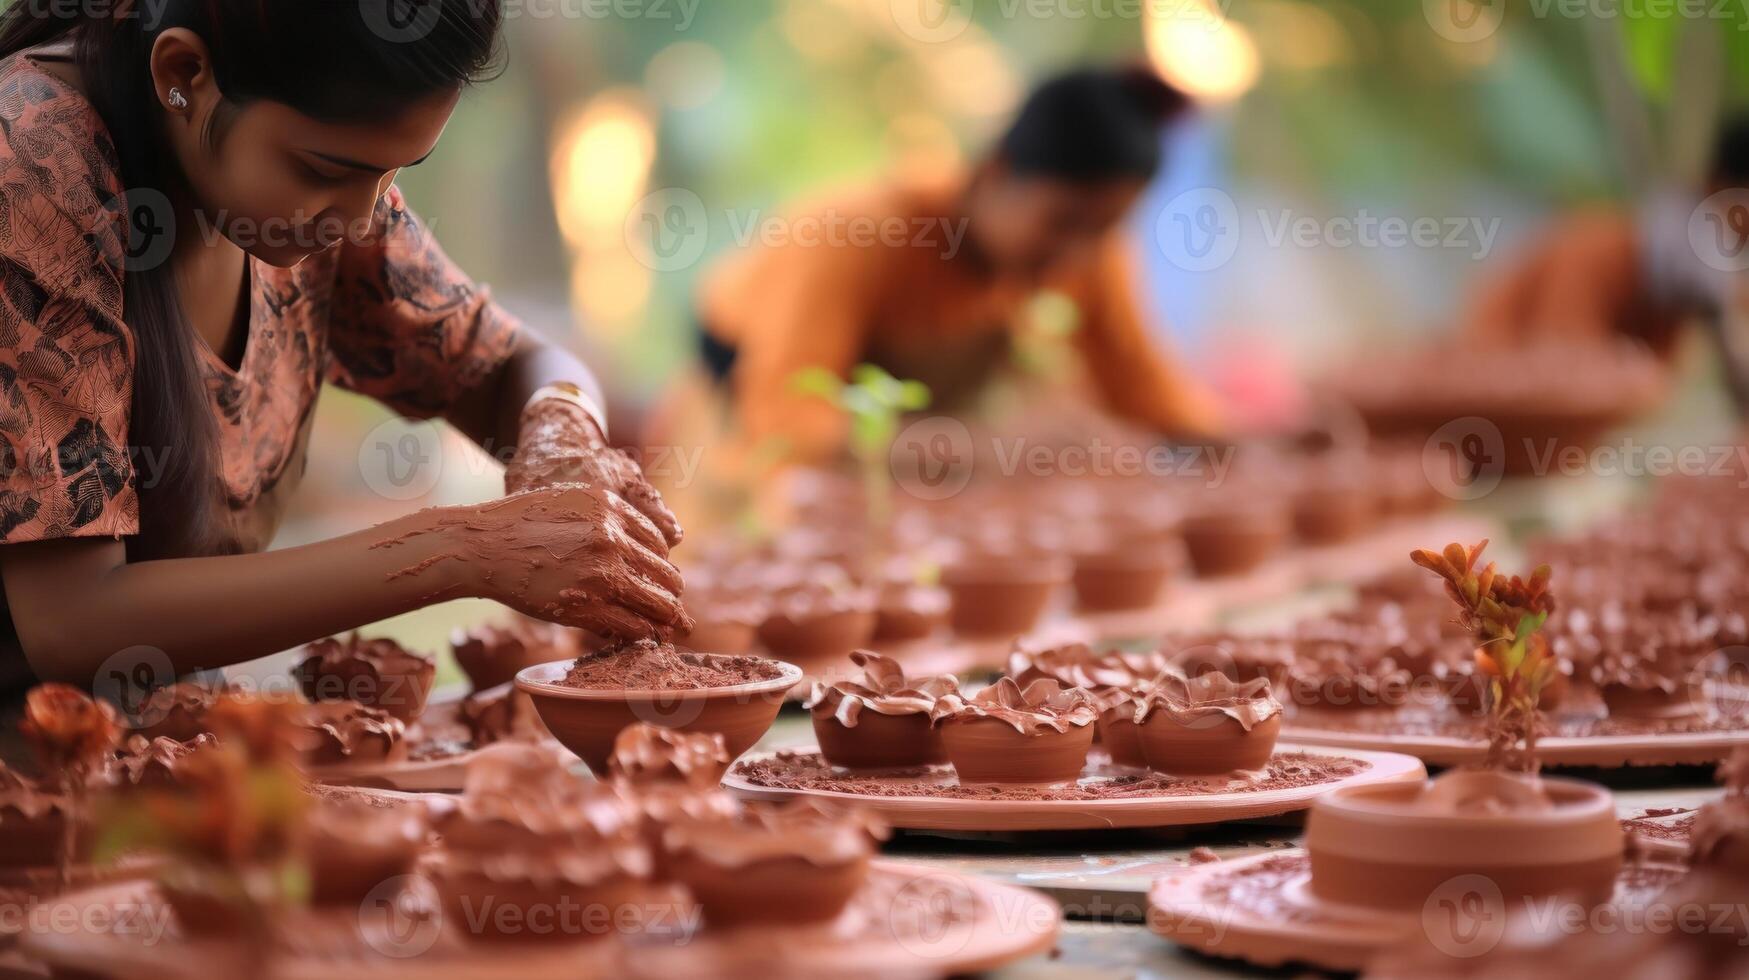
[1178,508,1289,579]
[940,557,1069,638]
[670,853,868,929]
[515,658,801,776]
[756,608,879,666]
[429,864,649,943]
[1095,706,1148,768]
[1305,770,1622,911]
[806,651,957,770]
[1070,552,1174,612]
[295,634,437,724]
[301,800,428,905]
[1290,487,1376,546]
[450,617,578,692]
[295,701,408,767]
[560,641,786,690]
[1140,713,1282,776]
[938,718,1094,784]
[1602,680,1710,720]
[814,711,946,770]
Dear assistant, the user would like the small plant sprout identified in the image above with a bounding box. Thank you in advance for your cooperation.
[19,684,120,884]
[791,363,932,528]
[1410,539,1557,773]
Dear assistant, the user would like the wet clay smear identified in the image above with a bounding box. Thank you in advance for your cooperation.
[1621,810,1696,843]
[732,751,1367,801]
[561,641,787,691]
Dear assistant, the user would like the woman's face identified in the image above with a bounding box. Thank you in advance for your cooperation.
[966,164,1148,278]
[170,90,460,268]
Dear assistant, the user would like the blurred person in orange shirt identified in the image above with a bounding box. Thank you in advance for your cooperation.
[691,67,1226,465]
[1461,116,1749,414]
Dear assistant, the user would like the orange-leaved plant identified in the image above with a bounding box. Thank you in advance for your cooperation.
[1410,539,1555,773]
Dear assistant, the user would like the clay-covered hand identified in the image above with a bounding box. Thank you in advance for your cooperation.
[424,484,692,643]
[504,390,683,548]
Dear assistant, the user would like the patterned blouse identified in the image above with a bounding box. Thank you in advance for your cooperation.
[0,53,521,558]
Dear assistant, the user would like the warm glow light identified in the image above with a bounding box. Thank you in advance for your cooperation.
[571,251,651,331]
[645,42,726,110]
[1145,0,1261,104]
[549,90,655,248]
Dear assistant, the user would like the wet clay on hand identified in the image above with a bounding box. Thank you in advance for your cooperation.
[504,391,684,548]
[375,484,692,643]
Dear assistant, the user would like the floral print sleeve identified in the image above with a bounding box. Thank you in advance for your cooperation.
[0,67,137,544]
[325,185,522,419]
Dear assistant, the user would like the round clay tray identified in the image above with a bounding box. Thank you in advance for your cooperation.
[1146,849,1688,972]
[18,860,1058,979]
[724,745,1426,832]
[302,738,575,792]
[1281,724,1749,769]
[1620,807,1696,862]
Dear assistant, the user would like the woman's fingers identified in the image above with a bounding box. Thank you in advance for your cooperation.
[617,536,686,598]
[600,571,690,635]
[605,490,670,556]
[619,476,684,548]
[564,598,663,644]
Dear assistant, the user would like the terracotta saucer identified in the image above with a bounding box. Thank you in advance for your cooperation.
[1621,807,1697,862]
[18,861,1057,979]
[1146,849,1688,972]
[302,738,574,792]
[724,745,1425,832]
[1282,722,1749,769]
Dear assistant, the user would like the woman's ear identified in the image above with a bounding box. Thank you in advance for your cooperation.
[148,28,217,117]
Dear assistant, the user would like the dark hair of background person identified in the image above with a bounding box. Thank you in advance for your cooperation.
[1713,113,1749,187]
[998,65,1191,184]
[0,0,504,559]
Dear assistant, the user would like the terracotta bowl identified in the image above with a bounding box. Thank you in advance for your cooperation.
[1094,705,1148,768]
[937,717,1093,784]
[1070,552,1175,612]
[873,588,950,642]
[1601,680,1710,720]
[941,558,1070,638]
[812,710,946,770]
[756,609,878,667]
[515,659,802,777]
[1290,487,1376,546]
[1178,509,1289,579]
[430,865,648,943]
[0,810,73,871]
[1137,713,1281,775]
[677,618,760,657]
[1305,771,1622,911]
[668,853,868,929]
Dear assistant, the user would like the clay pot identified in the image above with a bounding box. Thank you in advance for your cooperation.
[1095,705,1148,768]
[296,635,436,724]
[1178,507,1289,579]
[756,607,878,666]
[668,852,868,929]
[1070,548,1176,612]
[1138,712,1281,775]
[1602,680,1709,720]
[1306,770,1622,911]
[451,618,575,692]
[0,805,73,870]
[938,717,1093,784]
[813,711,946,770]
[296,702,407,767]
[302,802,427,905]
[515,659,801,777]
[873,584,950,642]
[941,556,1070,638]
[678,617,760,656]
[430,863,648,943]
[1290,486,1376,546]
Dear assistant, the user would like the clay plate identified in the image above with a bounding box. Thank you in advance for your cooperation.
[1282,722,1749,769]
[18,861,1058,979]
[724,745,1425,832]
[1620,807,1696,862]
[1146,849,1688,972]
[302,737,575,792]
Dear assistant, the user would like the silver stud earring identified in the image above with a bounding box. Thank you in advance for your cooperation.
[167,88,188,110]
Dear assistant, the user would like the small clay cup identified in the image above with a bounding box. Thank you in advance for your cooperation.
[1137,712,1281,775]
[1178,507,1289,579]
[516,659,802,777]
[873,585,950,642]
[303,803,427,905]
[430,864,648,943]
[937,717,1093,784]
[1602,680,1710,720]
[678,618,760,657]
[1290,486,1376,546]
[1070,549,1176,612]
[941,557,1070,638]
[0,806,73,871]
[668,852,868,929]
[756,607,878,666]
[1305,770,1622,911]
[1095,705,1148,768]
[813,711,946,770]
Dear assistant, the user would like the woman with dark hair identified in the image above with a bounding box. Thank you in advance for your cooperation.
[0,1,689,693]
[693,66,1225,462]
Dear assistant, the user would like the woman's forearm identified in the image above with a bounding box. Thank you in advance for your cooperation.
[4,513,467,686]
[448,331,608,456]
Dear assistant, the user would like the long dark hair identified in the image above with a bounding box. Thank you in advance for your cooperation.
[1000,66,1190,184]
[0,1,503,559]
